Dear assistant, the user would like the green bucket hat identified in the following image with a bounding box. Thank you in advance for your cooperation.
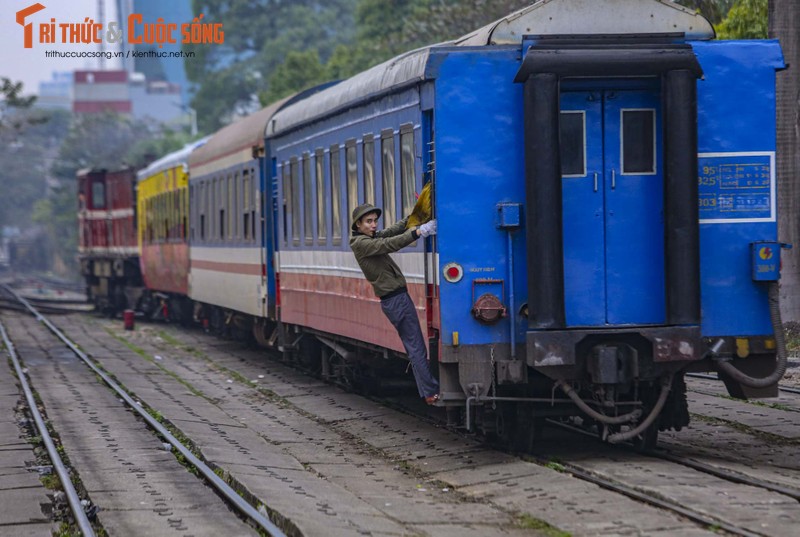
[351,203,382,231]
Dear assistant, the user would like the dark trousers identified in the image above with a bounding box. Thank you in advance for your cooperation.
[381,291,440,398]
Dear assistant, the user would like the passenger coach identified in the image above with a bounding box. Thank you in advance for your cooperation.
[136,137,208,322]
[266,0,787,446]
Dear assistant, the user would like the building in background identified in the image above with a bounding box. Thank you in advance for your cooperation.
[33,1,194,131]
[71,70,184,127]
[37,72,73,111]
[116,0,194,107]
[73,70,131,114]
[129,72,184,125]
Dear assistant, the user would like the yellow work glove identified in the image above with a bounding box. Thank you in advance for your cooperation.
[406,182,432,229]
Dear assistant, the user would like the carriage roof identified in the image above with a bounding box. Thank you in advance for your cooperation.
[267,0,713,138]
[136,137,210,182]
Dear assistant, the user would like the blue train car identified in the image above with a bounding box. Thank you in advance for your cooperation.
[266,0,786,447]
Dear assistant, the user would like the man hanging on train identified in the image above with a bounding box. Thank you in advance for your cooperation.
[350,203,440,404]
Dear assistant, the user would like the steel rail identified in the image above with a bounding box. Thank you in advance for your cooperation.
[550,417,800,500]
[0,321,96,537]
[528,452,765,537]
[547,418,798,533]
[686,372,800,396]
[1,284,287,537]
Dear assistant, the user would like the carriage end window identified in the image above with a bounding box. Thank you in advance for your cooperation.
[559,111,586,177]
[622,109,656,174]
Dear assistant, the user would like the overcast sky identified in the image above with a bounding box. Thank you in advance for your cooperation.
[1,0,121,95]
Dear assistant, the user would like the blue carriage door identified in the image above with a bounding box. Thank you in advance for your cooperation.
[561,90,665,326]
[560,92,606,326]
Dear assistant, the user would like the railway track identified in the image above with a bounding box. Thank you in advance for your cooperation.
[545,417,800,534]
[687,371,800,397]
[4,280,800,535]
[99,313,800,536]
[1,287,553,536]
[0,284,285,537]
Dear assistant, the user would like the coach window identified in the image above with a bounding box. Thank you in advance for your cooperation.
[250,167,256,241]
[166,191,172,240]
[146,199,152,243]
[174,189,179,240]
[200,182,206,241]
[209,179,214,241]
[169,190,174,240]
[174,189,179,239]
[315,149,326,243]
[303,153,313,245]
[400,125,416,218]
[164,193,169,241]
[153,195,159,242]
[152,197,157,243]
[154,195,159,242]
[163,193,169,241]
[231,173,238,240]
[381,130,396,227]
[291,158,300,246]
[363,135,375,206]
[282,163,290,245]
[211,178,216,241]
[346,140,358,225]
[193,183,206,241]
[228,174,235,240]
[217,176,223,241]
[235,171,241,239]
[182,187,188,240]
[155,194,161,241]
[209,179,214,240]
[170,189,181,239]
[243,172,250,240]
[92,181,106,209]
[330,146,342,245]
[235,172,241,239]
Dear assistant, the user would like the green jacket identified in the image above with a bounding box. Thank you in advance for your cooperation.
[350,216,418,298]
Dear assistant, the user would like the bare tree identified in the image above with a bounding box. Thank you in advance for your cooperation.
[770,0,800,320]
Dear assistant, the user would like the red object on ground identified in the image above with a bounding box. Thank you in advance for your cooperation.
[123,309,135,331]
